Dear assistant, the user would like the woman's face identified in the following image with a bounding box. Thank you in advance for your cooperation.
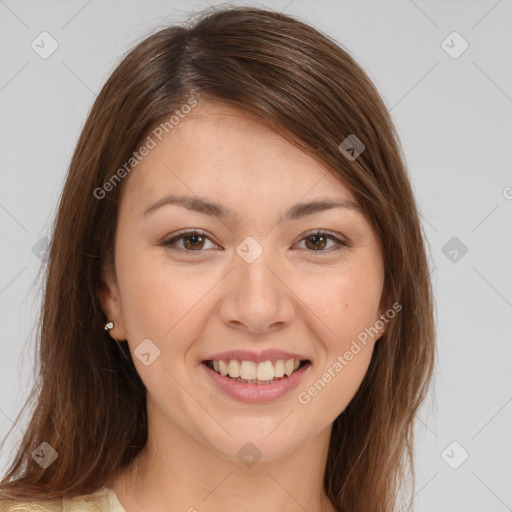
[100,101,386,462]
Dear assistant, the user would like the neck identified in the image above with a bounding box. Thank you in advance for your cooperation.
[110,406,336,512]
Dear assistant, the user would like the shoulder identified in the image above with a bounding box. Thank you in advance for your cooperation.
[0,486,123,512]
[0,497,63,511]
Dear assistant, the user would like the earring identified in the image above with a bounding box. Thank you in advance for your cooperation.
[104,320,130,361]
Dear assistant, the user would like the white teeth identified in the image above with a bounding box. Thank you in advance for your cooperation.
[284,359,295,376]
[257,361,275,381]
[228,359,240,378]
[240,361,257,380]
[274,359,285,377]
[209,358,304,380]
[218,360,229,376]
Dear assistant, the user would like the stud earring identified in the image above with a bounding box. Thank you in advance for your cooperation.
[103,320,130,361]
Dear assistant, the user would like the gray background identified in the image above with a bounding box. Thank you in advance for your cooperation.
[1,0,511,510]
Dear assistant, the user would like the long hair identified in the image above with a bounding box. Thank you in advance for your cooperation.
[0,6,435,511]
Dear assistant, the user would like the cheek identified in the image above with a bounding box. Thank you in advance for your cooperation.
[116,237,383,351]
[300,263,383,346]
[295,273,380,419]
[298,349,374,426]
[115,242,222,354]
[292,260,382,413]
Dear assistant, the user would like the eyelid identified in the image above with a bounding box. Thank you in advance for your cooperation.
[162,229,349,253]
[299,229,349,247]
[162,229,220,252]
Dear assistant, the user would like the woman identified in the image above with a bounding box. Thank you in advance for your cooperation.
[0,5,435,512]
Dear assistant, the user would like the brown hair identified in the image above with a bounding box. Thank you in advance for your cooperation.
[0,6,435,511]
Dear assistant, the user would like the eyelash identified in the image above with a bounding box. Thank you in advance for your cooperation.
[162,229,349,255]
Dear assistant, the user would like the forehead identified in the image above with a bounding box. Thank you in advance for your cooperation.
[120,101,358,215]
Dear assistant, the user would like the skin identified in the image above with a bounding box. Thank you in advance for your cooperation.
[99,100,387,512]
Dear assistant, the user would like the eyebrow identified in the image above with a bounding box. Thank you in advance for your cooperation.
[141,194,362,222]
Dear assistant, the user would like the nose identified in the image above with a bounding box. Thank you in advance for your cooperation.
[216,248,296,335]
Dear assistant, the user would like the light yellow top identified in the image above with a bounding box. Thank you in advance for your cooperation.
[0,486,126,511]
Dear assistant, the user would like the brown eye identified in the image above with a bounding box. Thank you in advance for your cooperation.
[297,231,348,253]
[163,231,217,253]
[182,233,206,250]
[304,233,328,251]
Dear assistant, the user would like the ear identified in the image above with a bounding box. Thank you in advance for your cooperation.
[97,264,128,341]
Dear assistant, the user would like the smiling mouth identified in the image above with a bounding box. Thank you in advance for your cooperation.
[202,359,311,385]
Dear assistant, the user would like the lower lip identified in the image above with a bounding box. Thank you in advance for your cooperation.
[201,361,311,403]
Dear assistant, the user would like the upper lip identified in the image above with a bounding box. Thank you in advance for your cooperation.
[202,349,310,363]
